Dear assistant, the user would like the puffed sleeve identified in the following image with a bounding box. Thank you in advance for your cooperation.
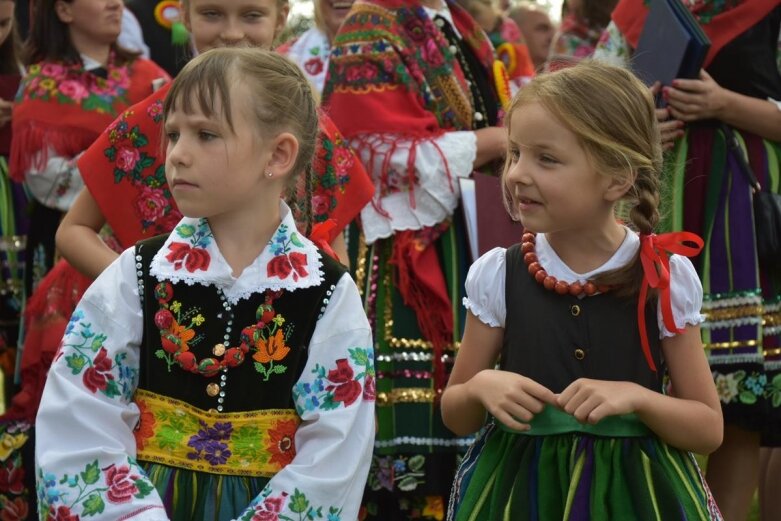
[35,249,168,520]
[658,254,705,338]
[235,273,374,521]
[593,21,633,67]
[463,247,506,328]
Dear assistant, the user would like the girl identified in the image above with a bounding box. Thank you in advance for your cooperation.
[442,61,724,520]
[35,47,375,521]
[9,0,167,288]
[595,1,781,518]
[277,0,355,95]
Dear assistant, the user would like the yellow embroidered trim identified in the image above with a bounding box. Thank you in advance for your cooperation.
[764,348,781,357]
[134,389,299,477]
[703,339,760,350]
[702,305,764,322]
[377,387,437,406]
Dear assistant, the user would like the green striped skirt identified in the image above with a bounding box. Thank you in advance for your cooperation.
[447,408,722,521]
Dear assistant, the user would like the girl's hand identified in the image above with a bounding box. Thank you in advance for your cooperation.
[0,98,12,128]
[664,70,728,122]
[469,369,557,431]
[556,378,650,425]
[651,81,684,150]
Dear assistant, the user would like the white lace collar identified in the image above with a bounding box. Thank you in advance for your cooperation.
[536,227,639,284]
[150,203,324,303]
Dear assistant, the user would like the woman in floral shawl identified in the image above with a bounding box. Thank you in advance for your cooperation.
[594,0,781,518]
[324,0,507,517]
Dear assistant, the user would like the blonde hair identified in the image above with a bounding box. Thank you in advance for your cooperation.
[502,60,663,296]
[163,47,319,232]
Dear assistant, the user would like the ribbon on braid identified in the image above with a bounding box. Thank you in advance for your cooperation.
[637,232,704,371]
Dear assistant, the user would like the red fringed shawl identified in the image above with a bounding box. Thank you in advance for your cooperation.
[324,0,500,392]
[611,0,779,68]
[9,56,167,182]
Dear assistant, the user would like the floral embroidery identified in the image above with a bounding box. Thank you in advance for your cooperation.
[165,221,213,272]
[248,292,293,381]
[187,421,233,466]
[311,131,355,223]
[154,287,206,373]
[767,373,781,408]
[293,348,375,414]
[267,224,309,282]
[713,370,766,405]
[36,458,154,518]
[242,488,343,521]
[59,310,138,400]
[133,399,156,451]
[103,103,181,235]
[265,419,298,468]
[368,454,426,492]
[0,422,31,521]
[20,57,131,113]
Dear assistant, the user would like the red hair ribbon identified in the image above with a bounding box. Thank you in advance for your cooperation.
[638,232,704,372]
[309,219,339,262]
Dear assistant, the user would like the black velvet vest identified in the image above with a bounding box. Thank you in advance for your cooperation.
[502,244,663,394]
[135,234,346,412]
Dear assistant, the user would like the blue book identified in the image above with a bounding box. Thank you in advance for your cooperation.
[631,0,711,89]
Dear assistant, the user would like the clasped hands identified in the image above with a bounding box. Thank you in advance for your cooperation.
[470,369,649,432]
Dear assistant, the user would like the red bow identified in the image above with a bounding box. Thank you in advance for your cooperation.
[638,232,704,371]
[310,219,339,262]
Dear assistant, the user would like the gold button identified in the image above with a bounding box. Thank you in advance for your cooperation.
[574,348,585,360]
[213,343,226,356]
[208,408,218,414]
[206,383,220,396]
[570,305,581,317]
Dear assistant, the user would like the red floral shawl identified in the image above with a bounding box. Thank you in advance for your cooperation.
[77,82,373,250]
[9,56,166,182]
[611,0,779,67]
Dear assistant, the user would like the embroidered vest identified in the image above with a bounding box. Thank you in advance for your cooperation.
[502,244,663,394]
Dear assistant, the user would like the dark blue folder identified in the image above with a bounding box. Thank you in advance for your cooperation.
[631,0,711,89]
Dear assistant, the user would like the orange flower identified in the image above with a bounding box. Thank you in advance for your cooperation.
[265,419,298,468]
[252,329,290,363]
[422,496,444,520]
[133,399,156,451]
[170,319,195,352]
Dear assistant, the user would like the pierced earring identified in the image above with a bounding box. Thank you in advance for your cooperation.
[265,170,273,178]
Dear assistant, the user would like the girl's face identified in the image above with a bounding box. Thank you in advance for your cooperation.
[164,82,273,219]
[504,102,616,235]
[0,1,14,48]
[55,0,123,47]
[318,0,354,40]
[183,0,288,53]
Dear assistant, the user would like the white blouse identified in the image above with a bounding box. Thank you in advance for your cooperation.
[35,203,375,520]
[463,229,705,337]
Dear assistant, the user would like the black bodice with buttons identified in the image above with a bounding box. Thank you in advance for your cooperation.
[134,234,346,413]
[501,244,663,394]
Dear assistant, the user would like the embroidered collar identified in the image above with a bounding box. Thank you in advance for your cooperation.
[150,202,324,302]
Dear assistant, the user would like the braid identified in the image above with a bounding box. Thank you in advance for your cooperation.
[629,167,661,236]
[303,161,314,238]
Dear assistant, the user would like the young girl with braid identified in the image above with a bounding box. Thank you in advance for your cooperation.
[443,61,724,520]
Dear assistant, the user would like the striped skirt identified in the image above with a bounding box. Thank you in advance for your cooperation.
[447,408,722,521]
[663,125,781,443]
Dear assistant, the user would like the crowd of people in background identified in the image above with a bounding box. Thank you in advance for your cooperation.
[0,0,778,520]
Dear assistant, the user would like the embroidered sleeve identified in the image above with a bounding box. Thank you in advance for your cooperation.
[237,273,374,521]
[463,247,506,328]
[593,21,632,67]
[35,249,168,520]
[24,148,84,211]
[351,131,477,244]
[658,254,705,338]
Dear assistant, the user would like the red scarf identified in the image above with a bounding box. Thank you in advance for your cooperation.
[611,0,779,67]
[9,56,165,182]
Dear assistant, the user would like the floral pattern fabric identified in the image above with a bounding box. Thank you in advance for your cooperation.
[278,28,332,94]
[34,207,375,520]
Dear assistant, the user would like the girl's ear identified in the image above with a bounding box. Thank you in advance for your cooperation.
[604,169,635,202]
[266,132,299,179]
[55,0,73,23]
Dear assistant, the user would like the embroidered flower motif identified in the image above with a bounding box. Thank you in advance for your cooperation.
[47,505,78,521]
[0,495,29,521]
[265,419,298,469]
[104,464,140,504]
[252,329,291,364]
[133,399,156,451]
[115,146,141,174]
[250,493,287,521]
[165,242,211,272]
[160,317,196,354]
[327,359,362,406]
[0,459,24,497]
[267,252,308,281]
[363,375,376,401]
[83,347,115,393]
[187,420,234,466]
[304,57,324,76]
[203,441,231,466]
[146,99,163,122]
[57,80,89,101]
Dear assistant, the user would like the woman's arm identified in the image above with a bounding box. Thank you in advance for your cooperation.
[557,325,723,454]
[56,188,118,279]
[666,70,781,142]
